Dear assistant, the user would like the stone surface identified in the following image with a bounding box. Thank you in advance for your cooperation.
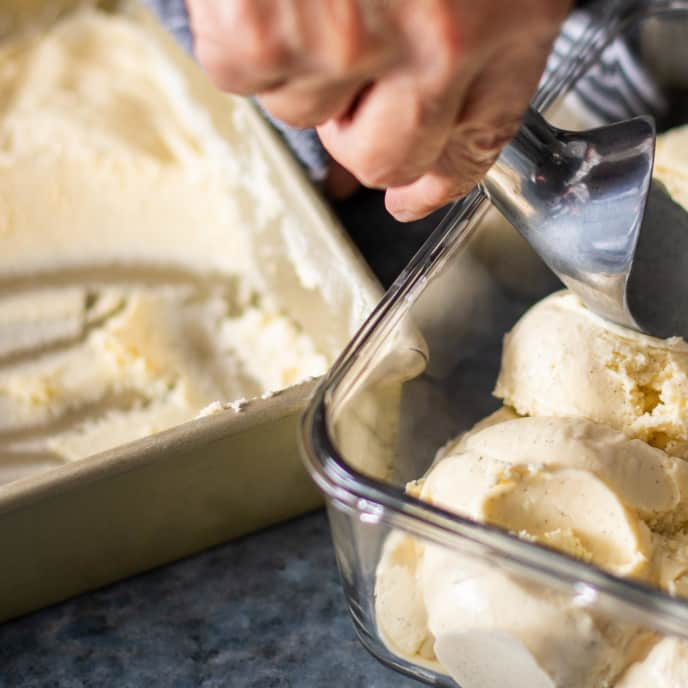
[0,513,418,688]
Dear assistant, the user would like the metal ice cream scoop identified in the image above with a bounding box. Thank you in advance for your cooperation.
[482,106,688,340]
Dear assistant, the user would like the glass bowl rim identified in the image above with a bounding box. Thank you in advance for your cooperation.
[301,0,688,639]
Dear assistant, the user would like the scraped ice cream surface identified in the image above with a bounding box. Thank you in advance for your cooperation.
[374,126,688,686]
[0,8,330,482]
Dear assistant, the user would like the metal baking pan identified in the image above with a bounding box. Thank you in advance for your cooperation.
[0,0,381,621]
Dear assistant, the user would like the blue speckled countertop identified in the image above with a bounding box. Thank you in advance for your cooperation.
[0,191,440,688]
[0,513,416,688]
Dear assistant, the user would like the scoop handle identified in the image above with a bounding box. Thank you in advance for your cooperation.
[481,107,568,241]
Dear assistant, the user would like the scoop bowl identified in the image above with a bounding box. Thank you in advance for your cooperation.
[482,107,688,340]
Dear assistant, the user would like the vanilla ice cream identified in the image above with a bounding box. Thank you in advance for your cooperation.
[423,416,688,579]
[494,290,688,459]
[0,7,330,482]
[375,123,688,687]
[654,124,688,210]
[376,414,688,687]
[617,637,688,687]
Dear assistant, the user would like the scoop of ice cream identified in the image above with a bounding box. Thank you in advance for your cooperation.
[494,291,688,459]
[374,532,437,668]
[617,638,688,688]
[421,545,651,688]
[655,124,688,210]
[376,533,652,688]
[422,415,688,582]
[376,413,688,687]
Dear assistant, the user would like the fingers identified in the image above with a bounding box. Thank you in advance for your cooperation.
[188,0,397,122]
[254,2,399,129]
[385,121,519,220]
[188,0,295,94]
[385,35,557,221]
[258,78,366,128]
[317,66,474,190]
[316,2,478,190]
[187,0,571,221]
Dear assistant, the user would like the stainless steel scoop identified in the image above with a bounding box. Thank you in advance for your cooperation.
[482,106,688,340]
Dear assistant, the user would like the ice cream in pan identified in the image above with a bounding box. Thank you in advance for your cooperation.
[375,126,688,687]
[0,9,328,484]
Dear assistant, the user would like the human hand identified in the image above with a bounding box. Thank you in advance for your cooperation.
[188,0,571,220]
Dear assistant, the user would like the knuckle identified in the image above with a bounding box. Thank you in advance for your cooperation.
[261,86,347,129]
[347,148,420,188]
[456,120,519,165]
[370,170,415,188]
[379,159,428,188]
[354,160,389,188]
[346,139,430,189]
[194,39,241,91]
[429,148,482,201]
[362,168,420,189]
[193,18,289,93]
[238,22,289,73]
[201,0,289,76]
[348,149,394,188]
[388,176,455,222]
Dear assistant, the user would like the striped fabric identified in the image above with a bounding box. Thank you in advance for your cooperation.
[544,10,666,126]
[146,0,192,53]
[143,1,666,182]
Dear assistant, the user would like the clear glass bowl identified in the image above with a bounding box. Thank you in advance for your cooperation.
[302,3,688,686]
